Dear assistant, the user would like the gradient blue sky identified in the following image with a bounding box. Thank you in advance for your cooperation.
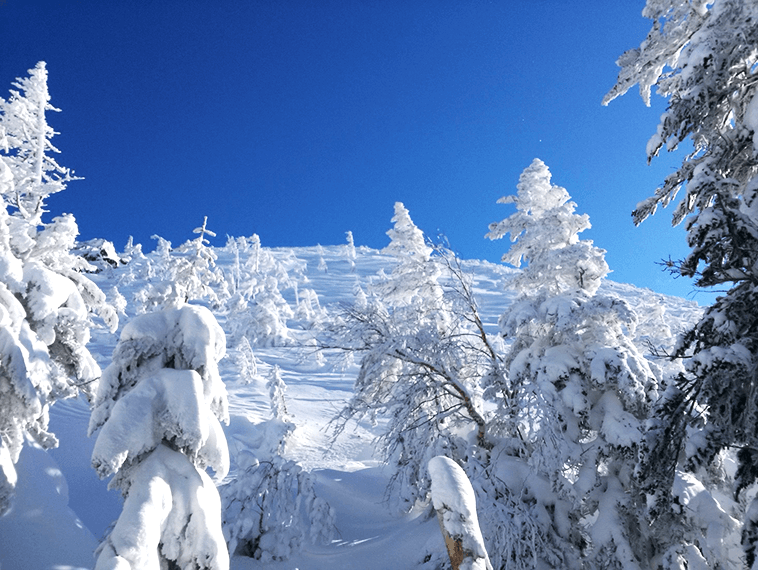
[1,1,710,303]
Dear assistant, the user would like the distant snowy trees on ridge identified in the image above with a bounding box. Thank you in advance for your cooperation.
[1,0,757,568]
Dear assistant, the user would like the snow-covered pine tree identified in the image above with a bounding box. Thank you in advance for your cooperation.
[604,1,758,566]
[225,234,294,347]
[486,159,608,294]
[0,63,117,514]
[220,364,335,562]
[88,304,230,570]
[486,159,660,569]
[381,201,444,309]
[135,218,226,312]
[233,335,258,384]
[384,201,431,259]
[131,235,180,312]
[317,244,328,273]
[345,230,356,271]
[174,215,227,303]
[0,61,76,254]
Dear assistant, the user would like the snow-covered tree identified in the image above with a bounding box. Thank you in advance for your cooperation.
[0,63,117,514]
[233,335,258,384]
[384,201,431,259]
[134,219,226,312]
[344,230,356,271]
[316,244,328,273]
[224,234,294,347]
[88,304,230,570]
[328,233,501,513]
[220,364,335,562]
[381,201,444,309]
[605,1,758,566]
[0,61,77,254]
[486,158,608,295]
[486,159,659,569]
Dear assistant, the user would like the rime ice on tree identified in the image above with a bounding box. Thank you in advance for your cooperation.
[604,1,758,566]
[328,205,498,517]
[220,365,335,562]
[0,62,117,514]
[486,158,608,295]
[486,159,659,569]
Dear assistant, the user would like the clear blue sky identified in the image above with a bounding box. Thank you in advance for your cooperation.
[1,1,711,303]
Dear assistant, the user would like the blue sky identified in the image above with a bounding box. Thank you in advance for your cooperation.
[1,1,711,303]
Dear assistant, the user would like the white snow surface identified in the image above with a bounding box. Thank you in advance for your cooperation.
[0,243,703,569]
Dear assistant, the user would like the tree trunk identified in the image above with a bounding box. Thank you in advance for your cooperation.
[436,510,465,570]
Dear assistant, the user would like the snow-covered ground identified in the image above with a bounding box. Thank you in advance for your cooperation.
[0,244,701,569]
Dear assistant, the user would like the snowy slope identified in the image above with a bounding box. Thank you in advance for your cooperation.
[0,243,701,570]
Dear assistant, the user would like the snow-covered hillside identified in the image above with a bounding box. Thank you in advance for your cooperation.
[0,242,701,570]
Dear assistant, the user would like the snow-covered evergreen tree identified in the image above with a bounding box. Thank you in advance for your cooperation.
[134,219,226,312]
[224,234,294,347]
[233,335,258,384]
[486,159,608,295]
[0,62,77,253]
[605,1,758,566]
[88,304,230,570]
[220,364,335,562]
[381,201,444,309]
[316,244,328,273]
[0,63,117,514]
[486,159,660,569]
[174,216,227,303]
[344,230,357,271]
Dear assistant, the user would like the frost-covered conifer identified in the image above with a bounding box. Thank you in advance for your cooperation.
[317,244,328,273]
[136,219,226,311]
[225,234,294,347]
[221,365,335,562]
[381,202,444,309]
[233,335,258,384]
[294,286,323,324]
[175,216,227,304]
[486,158,608,294]
[605,1,758,566]
[0,63,117,513]
[384,201,431,260]
[0,62,77,252]
[344,230,356,271]
[88,304,230,570]
[486,159,659,569]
